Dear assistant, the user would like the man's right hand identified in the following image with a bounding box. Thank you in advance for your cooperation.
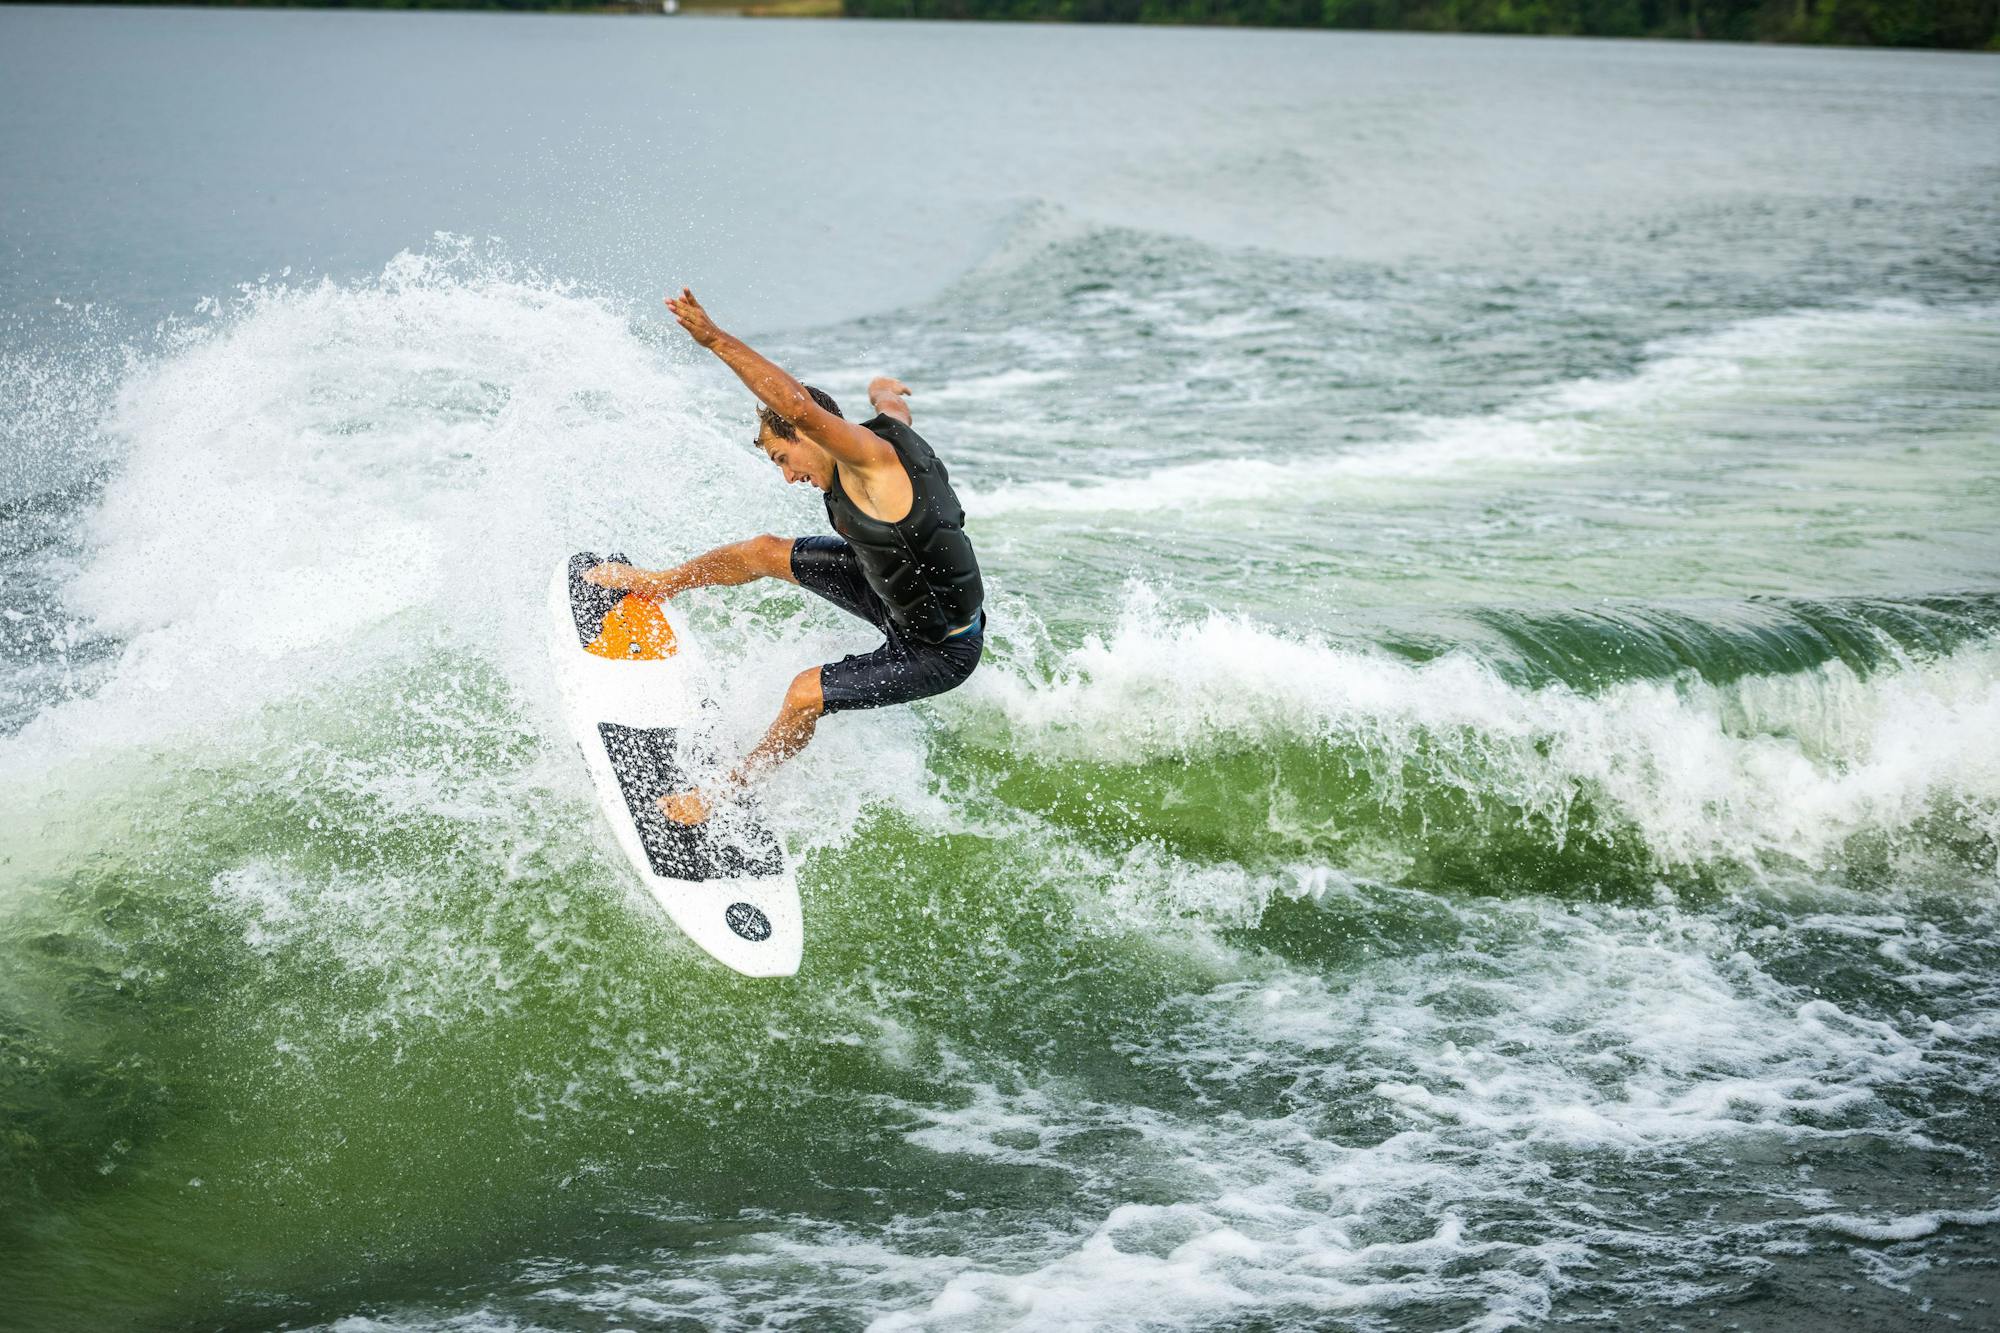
[584,562,653,594]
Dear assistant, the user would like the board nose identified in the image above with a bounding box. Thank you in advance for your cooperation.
[587,596,679,661]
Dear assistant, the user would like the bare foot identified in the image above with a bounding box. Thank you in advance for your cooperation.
[657,790,711,826]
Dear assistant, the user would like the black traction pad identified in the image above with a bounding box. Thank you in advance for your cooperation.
[597,722,785,882]
[568,550,629,648]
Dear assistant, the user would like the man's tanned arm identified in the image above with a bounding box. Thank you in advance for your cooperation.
[584,535,796,599]
[664,288,892,474]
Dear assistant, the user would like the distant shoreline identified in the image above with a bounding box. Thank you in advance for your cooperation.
[14,0,1996,48]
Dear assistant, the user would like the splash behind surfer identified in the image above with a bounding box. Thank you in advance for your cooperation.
[586,289,985,825]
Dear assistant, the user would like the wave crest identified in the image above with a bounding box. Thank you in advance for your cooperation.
[960,588,2000,878]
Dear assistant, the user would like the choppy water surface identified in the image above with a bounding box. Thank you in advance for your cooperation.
[2,9,1998,1331]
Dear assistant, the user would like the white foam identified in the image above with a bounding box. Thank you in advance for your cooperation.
[1550,300,2000,417]
[1805,1201,2000,1242]
[0,242,815,781]
[329,1315,539,1333]
[951,586,2000,873]
[966,415,1582,517]
[841,869,1983,1331]
[920,368,1070,404]
[965,300,2000,519]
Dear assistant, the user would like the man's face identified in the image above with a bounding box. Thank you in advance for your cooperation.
[758,428,828,491]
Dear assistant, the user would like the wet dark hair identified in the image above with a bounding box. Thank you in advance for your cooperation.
[758,385,842,443]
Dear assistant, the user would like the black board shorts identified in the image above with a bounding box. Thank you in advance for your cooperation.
[790,535,984,714]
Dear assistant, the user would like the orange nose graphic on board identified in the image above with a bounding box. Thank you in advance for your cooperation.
[586,594,679,660]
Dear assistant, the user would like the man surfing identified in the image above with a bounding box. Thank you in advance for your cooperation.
[585,289,985,826]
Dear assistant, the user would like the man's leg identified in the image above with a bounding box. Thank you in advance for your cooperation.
[789,536,889,630]
[657,667,824,825]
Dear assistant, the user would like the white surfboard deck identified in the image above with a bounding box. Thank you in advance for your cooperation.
[547,552,802,977]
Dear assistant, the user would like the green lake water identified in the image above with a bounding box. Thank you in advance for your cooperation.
[3,9,1998,1329]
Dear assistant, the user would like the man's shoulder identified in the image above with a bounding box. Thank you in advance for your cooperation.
[861,412,921,441]
[861,414,936,466]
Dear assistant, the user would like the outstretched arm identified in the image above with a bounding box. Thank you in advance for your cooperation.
[584,535,796,600]
[664,288,894,474]
[868,376,913,426]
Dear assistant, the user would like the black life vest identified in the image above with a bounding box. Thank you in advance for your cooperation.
[823,415,984,642]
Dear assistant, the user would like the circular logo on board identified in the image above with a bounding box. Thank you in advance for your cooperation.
[725,902,772,942]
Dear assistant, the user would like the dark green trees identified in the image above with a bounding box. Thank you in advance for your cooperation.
[841,0,1998,48]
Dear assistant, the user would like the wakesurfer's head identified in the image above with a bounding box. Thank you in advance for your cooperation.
[755,385,843,492]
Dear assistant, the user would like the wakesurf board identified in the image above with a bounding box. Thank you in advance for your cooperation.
[547,552,802,977]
